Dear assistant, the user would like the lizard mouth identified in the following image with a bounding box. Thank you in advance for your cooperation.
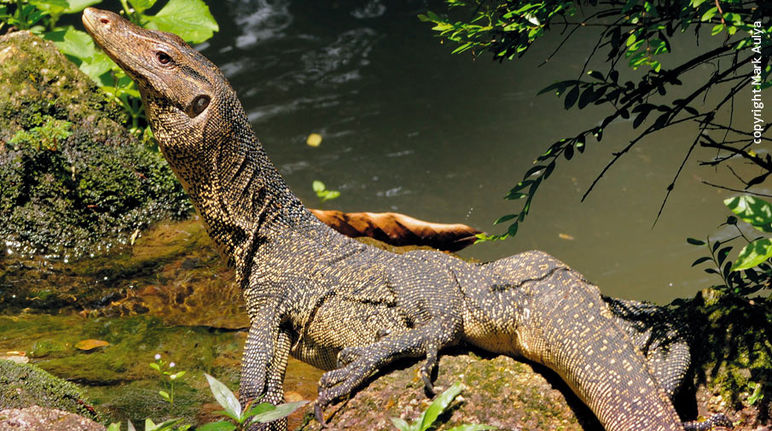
[82,8,152,90]
[81,8,112,42]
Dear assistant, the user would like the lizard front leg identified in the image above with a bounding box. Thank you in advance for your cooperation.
[315,316,460,424]
[241,312,291,431]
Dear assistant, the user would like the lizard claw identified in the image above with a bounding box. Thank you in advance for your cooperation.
[683,413,733,430]
[420,347,439,395]
[314,402,327,428]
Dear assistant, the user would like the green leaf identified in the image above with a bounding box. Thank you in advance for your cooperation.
[145,0,219,44]
[687,237,706,246]
[29,0,68,14]
[691,256,711,266]
[213,410,240,423]
[64,0,102,13]
[46,26,95,60]
[129,0,157,13]
[419,382,464,431]
[159,390,170,401]
[243,402,275,419]
[587,70,605,81]
[732,238,772,271]
[106,424,121,431]
[196,422,237,431]
[701,6,717,22]
[494,214,516,224]
[251,401,308,424]
[205,373,242,422]
[390,417,412,431]
[312,181,325,193]
[724,196,772,232]
[149,362,161,371]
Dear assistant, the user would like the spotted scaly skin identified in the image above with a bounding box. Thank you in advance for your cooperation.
[83,9,726,431]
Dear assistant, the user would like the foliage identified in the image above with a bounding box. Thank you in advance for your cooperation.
[390,382,494,431]
[197,373,308,431]
[687,195,772,296]
[0,0,218,136]
[421,0,771,241]
[149,354,186,409]
[312,180,341,203]
[104,374,306,431]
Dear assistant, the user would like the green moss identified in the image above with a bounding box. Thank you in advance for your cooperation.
[0,360,99,420]
[0,31,191,259]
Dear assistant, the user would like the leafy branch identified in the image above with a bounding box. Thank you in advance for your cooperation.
[422,0,771,241]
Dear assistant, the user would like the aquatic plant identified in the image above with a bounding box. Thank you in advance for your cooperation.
[149,354,186,410]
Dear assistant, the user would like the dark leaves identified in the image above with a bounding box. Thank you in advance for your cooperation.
[564,85,580,109]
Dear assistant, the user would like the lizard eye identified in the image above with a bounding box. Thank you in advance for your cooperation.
[156,51,172,65]
[190,95,210,116]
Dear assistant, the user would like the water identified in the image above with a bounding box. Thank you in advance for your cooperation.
[197,0,767,303]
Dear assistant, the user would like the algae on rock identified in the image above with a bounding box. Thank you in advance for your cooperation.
[0,31,190,259]
[0,359,99,421]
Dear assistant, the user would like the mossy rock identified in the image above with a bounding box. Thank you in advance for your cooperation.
[0,31,190,259]
[298,352,590,431]
[0,359,98,421]
[676,288,771,426]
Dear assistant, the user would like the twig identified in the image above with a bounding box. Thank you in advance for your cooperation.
[702,181,772,198]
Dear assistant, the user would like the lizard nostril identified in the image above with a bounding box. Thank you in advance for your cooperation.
[99,17,109,24]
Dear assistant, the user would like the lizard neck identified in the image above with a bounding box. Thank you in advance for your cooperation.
[152,93,317,268]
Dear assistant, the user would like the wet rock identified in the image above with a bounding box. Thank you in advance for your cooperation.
[0,406,105,431]
[0,360,98,421]
[0,31,190,259]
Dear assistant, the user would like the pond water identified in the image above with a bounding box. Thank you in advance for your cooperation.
[197,0,765,303]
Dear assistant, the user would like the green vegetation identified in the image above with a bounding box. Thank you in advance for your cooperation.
[312,180,341,203]
[390,382,493,431]
[0,0,218,135]
[421,0,770,243]
[198,373,307,431]
[149,354,186,410]
[688,195,772,296]
[105,373,307,431]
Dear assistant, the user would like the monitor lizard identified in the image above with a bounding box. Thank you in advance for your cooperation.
[82,8,731,431]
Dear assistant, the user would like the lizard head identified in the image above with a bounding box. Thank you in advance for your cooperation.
[82,8,237,172]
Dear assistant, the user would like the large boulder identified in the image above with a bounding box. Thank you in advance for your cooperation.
[0,31,190,259]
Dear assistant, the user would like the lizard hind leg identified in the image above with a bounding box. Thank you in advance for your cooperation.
[604,297,692,401]
[315,317,459,421]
